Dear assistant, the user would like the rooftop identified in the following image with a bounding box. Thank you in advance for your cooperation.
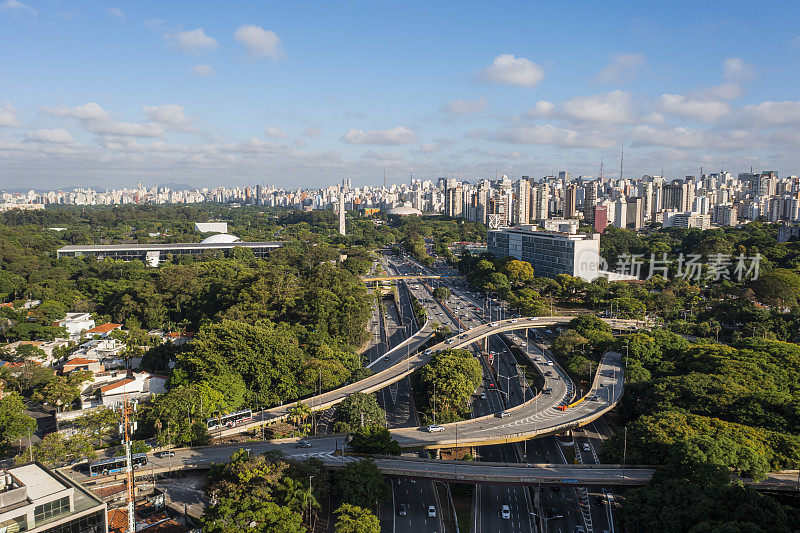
[58,241,283,252]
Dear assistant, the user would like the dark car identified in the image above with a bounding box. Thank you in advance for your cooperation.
[296,441,312,448]
[398,504,407,516]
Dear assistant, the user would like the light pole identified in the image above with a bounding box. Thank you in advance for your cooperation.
[622,426,628,480]
[308,475,314,528]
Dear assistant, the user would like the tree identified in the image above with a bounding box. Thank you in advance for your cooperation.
[433,287,451,301]
[33,371,92,412]
[0,392,36,446]
[335,504,380,533]
[334,392,385,433]
[502,260,535,287]
[417,349,481,423]
[752,268,800,308]
[277,476,318,525]
[333,459,390,511]
[201,496,304,533]
[349,427,401,455]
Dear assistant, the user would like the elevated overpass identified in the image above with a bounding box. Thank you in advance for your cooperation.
[74,438,654,488]
[362,274,465,282]
[217,316,644,448]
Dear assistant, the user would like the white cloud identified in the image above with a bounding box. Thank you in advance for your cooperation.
[46,102,110,121]
[264,126,289,139]
[441,97,488,116]
[698,82,743,101]
[303,127,322,138]
[167,28,218,54]
[657,93,730,122]
[142,104,195,131]
[342,126,417,145]
[561,90,638,124]
[0,102,19,126]
[419,143,441,154]
[478,54,545,88]
[45,102,163,137]
[488,124,610,148]
[594,53,646,84]
[106,7,125,20]
[190,64,215,77]
[234,25,283,59]
[1,0,37,15]
[723,57,753,81]
[28,128,73,143]
[739,100,800,127]
[525,100,556,118]
[144,18,164,28]
[791,36,800,48]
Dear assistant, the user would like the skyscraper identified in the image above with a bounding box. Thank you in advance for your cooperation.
[513,178,531,225]
[564,183,578,218]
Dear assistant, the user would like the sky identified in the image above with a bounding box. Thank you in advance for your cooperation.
[1,0,800,190]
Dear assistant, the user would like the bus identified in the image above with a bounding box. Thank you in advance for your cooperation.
[206,409,253,431]
[89,453,148,477]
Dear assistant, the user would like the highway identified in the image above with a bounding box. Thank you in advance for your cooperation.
[218,314,636,448]
[71,438,655,487]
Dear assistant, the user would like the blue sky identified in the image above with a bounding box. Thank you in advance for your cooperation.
[1,0,800,189]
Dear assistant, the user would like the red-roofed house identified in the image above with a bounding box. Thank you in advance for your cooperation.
[85,323,123,338]
[63,357,104,374]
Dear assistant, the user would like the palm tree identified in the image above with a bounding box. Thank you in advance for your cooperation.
[288,402,311,429]
[278,476,318,525]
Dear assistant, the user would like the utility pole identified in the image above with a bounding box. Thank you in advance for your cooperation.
[121,397,137,533]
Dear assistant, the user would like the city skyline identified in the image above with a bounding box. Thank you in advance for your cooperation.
[2,1,800,188]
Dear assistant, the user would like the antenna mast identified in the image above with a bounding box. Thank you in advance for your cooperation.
[619,145,624,180]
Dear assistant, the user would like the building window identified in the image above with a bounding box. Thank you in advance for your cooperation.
[34,496,70,524]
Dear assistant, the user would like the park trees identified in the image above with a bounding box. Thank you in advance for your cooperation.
[417,349,482,423]
[0,393,35,448]
[333,392,385,433]
[349,427,401,455]
[335,504,380,533]
[333,459,390,512]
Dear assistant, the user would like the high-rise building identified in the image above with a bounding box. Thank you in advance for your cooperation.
[626,197,644,229]
[583,182,597,224]
[593,205,608,233]
[445,185,464,218]
[531,182,549,221]
[613,199,627,228]
[513,178,531,225]
[564,184,578,218]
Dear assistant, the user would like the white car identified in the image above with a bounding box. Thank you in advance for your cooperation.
[427,505,437,517]
[490,322,499,327]
[426,425,444,433]
[582,443,591,452]
[501,505,511,519]
[546,361,554,366]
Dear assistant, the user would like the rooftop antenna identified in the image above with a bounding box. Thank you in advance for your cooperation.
[619,145,624,180]
[383,168,386,189]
